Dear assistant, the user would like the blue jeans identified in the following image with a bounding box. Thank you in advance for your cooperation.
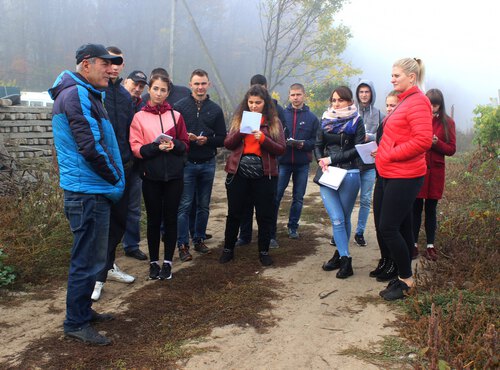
[122,167,142,253]
[177,158,216,245]
[320,171,360,257]
[271,163,310,238]
[63,191,111,332]
[356,168,376,235]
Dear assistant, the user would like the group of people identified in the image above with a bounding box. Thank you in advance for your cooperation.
[49,44,455,346]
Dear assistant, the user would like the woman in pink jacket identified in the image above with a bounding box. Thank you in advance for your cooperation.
[129,73,189,281]
[413,88,456,261]
[375,58,433,301]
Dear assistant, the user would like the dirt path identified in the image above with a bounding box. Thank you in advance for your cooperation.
[0,169,400,369]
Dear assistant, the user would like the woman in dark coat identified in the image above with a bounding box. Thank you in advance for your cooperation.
[413,88,456,261]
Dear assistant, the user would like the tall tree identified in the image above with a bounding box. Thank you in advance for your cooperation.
[260,0,359,91]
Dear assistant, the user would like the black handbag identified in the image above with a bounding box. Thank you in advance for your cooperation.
[237,154,264,179]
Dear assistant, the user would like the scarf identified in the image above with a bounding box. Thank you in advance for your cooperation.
[321,105,359,135]
[142,101,172,115]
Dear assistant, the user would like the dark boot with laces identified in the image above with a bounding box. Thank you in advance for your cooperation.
[369,257,388,278]
[259,251,273,266]
[336,256,353,279]
[322,250,340,271]
[376,259,398,282]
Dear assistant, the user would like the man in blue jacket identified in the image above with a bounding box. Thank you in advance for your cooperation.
[270,83,319,247]
[48,44,125,346]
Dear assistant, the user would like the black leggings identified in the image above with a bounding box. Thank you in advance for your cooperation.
[142,178,183,262]
[224,173,277,253]
[378,177,424,279]
[413,198,438,244]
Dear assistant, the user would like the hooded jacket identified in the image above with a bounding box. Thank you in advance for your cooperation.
[129,103,189,182]
[279,103,319,165]
[48,70,124,203]
[375,86,433,179]
[355,80,385,171]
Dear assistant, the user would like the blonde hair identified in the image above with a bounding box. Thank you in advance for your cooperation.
[393,58,425,90]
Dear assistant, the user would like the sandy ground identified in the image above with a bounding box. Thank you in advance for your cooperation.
[0,169,403,369]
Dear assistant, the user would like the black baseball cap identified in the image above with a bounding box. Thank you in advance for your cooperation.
[75,43,123,65]
[127,70,148,84]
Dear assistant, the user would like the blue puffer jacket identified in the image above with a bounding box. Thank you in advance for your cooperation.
[279,103,319,165]
[48,70,125,203]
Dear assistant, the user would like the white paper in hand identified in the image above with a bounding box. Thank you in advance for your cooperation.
[355,141,378,164]
[154,133,173,143]
[318,166,348,190]
[240,111,262,134]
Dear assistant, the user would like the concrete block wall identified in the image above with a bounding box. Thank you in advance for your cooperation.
[0,106,53,161]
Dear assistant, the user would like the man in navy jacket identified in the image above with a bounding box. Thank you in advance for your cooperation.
[270,83,319,246]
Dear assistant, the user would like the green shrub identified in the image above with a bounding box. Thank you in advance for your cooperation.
[0,248,16,287]
[473,104,500,155]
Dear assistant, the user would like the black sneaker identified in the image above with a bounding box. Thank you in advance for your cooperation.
[159,263,172,280]
[90,309,114,323]
[381,279,412,301]
[219,248,234,264]
[354,233,367,246]
[235,238,251,247]
[329,236,336,246]
[379,278,399,297]
[125,249,148,261]
[259,251,273,266]
[178,244,193,262]
[149,262,161,280]
[194,240,211,254]
[65,325,111,346]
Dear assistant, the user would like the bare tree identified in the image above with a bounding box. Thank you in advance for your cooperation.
[260,0,359,91]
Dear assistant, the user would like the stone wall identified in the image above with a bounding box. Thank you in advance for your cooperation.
[0,106,53,164]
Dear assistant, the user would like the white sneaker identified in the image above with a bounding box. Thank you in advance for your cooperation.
[91,281,104,301]
[107,263,135,283]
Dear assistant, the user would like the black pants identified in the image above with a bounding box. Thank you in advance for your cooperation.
[142,178,183,262]
[96,166,132,282]
[378,176,424,279]
[224,173,277,252]
[413,198,438,244]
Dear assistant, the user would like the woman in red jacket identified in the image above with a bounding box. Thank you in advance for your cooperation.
[219,84,286,266]
[413,89,456,261]
[375,58,433,300]
[129,73,189,280]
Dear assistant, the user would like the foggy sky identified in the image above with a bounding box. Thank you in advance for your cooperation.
[336,0,500,130]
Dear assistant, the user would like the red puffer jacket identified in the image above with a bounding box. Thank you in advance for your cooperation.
[224,122,286,177]
[417,115,456,199]
[376,86,432,179]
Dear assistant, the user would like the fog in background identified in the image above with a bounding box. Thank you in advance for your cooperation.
[1,0,497,130]
[337,0,499,130]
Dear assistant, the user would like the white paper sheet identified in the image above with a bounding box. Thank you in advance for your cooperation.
[355,141,378,164]
[318,166,348,190]
[240,111,262,134]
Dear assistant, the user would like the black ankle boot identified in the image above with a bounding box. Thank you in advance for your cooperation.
[376,260,398,282]
[369,257,388,278]
[336,256,353,279]
[322,250,340,271]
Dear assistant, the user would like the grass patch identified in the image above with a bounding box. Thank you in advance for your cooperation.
[339,335,418,368]
[15,225,319,368]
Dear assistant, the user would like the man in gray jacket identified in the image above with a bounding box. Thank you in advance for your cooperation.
[353,80,384,246]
